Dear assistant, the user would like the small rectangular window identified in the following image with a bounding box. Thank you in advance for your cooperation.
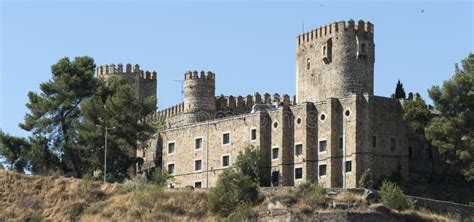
[319,164,327,176]
[390,138,396,150]
[338,137,343,149]
[222,155,230,167]
[372,136,377,148]
[319,140,327,152]
[408,146,413,158]
[194,181,202,188]
[168,142,175,154]
[295,144,303,156]
[345,161,352,172]
[168,163,175,175]
[223,133,230,145]
[251,129,257,141]
[295,167,303,179]
[272,147,279,160]
[195,138,203,149]
[195,160,202,171]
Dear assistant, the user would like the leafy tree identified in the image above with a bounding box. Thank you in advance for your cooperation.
[425,53,474,181]
[403,97,432,135]
[149,168,174,187]
[20,56,96,177]
[394,80,406,99]
[79,77,156,181]
[0,130,31,173]
[208,169,259,216]
[234,144,269,186]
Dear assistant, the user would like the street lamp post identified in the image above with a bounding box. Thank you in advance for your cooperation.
[98,125,115,183]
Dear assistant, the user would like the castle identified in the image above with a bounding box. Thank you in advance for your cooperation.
[95,20,434,188]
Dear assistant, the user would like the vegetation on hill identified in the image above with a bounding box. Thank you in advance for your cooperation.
[0,56,156,180]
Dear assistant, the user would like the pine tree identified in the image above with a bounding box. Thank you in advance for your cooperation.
[20,56,96,177]
[79,77,157,181]
[425,53,474,181]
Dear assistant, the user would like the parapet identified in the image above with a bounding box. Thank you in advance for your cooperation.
[184,70,215,80]
[95,63,157,80]
[145,102,185,122]
[297,19,374,46]
[216,92,297,113]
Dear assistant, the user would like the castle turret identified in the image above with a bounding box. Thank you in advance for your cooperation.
[95,63,157,106]
[182,70,216,124]
[296,20,375,103]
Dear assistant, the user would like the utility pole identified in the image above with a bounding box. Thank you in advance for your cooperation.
[104,126,108,183]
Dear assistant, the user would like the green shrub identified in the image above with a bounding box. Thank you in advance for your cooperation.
[27,211,43,222]
[298,182,326,208]
[150,168,174,187]
[208,169,259,216]
[79,174,94,193]
[380,180,415,211]
[358,168,373,189]
[122,174,146,193]
[227,204,254,222]
[234,145,269,186]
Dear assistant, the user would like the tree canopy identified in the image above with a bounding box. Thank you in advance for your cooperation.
[394,80,407,99]
[425,53,474,181]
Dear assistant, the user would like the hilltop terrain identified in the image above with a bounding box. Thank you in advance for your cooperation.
[0,169,464,221]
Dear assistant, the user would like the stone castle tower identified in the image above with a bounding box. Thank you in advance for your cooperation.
[95,63,157,105]
[182,70,216,124]
[296,20,375,103]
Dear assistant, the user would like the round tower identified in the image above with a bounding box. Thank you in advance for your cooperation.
[295,19,375,103]
[182,70,216,124]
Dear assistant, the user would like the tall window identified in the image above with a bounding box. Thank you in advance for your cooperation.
[195,138,203,149]
[319,164,327,176]
[306,58,311,70]
[295,144,303,156]
[222,155,230,167]
[345,161,352,172]
[250,129,257,141]
[408,146,413,158]
[319,140,327,152]
[168,163,175,175]
[168,142,175,154]
[272,147,279,160]
[195,160,202,171]
[295,167,303,179]
[372,136,377,148]
[222,133,230,145]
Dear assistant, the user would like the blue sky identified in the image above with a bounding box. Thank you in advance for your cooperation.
[1,0,472,137]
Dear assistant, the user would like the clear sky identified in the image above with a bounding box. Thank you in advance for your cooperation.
[1,0,473,137]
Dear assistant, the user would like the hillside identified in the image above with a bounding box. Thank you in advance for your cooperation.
[0,170,463,221]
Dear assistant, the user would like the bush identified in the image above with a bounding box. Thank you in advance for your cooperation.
[208,169,259,216]
[26,211,43,222]
[121,174,147,193]
[134,184,164,210]
[150,168,174,187]
[234,145,268,186]
[380,180,415,211]
[358,168,373,189]
[298,182,326,208]
[227,204,254,222]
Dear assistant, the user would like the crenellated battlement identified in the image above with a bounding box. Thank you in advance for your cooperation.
[184,70,215,80]
[216,92,297,113]
[145,102,185,122]
[297,19,373,46]
[95,63,157,80]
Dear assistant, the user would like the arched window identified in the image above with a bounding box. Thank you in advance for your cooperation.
[306,58,311,70]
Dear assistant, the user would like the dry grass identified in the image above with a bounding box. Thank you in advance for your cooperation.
[396,209,455,222]
[0,169,211,221]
